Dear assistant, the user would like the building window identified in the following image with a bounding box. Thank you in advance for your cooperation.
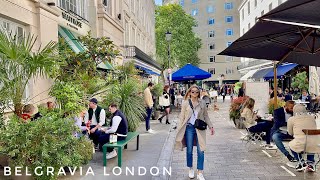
[227,42,232,47]
[255,17,258,22]
[58,0,88,19]
[261,10,264,16]
[254,0,258,7]
[208,68,215,74]
[208,18,215,25]
[208,30,215,38]
[247,1,250,14]
[191,0,198,4]
[226,68,233,74]
[3,21,10,32]
[225,56,233,62]
[191,9,198,16]
[242,9,244,20]
[208,43,215,50]
[209,56,215,62]
[242,28,245,35]
[269,3,273,11]
[226,29,233,36]
[225,16,233,23]
[180,0,184,7]
[278,0,283,5]
[225,3,233,10]
[248,23,251,29]
[207,5,214,13]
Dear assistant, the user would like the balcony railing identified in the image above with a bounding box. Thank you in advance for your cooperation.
[57,0,88,21]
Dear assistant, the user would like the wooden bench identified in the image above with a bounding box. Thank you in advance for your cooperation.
[102,132,139,167]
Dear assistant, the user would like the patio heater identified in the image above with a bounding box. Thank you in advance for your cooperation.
[165,31,172,86]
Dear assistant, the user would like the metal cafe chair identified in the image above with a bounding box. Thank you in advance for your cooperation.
[240,117,265,149]
[301,129,320,172]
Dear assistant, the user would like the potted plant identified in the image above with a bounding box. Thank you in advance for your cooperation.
[0,114,93,180]
[102,78,146,132]
[291,71,309,99]
[229,96,248,129]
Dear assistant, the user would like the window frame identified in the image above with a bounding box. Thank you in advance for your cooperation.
[225,16,233,23]
[226,29,233,36]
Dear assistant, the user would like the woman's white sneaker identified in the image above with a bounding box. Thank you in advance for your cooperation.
[188,169,195,179]
[197,173,205,180]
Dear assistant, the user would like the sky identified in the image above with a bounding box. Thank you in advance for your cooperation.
[155,0,162,6]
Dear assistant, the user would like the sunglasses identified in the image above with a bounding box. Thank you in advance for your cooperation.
[191,91,199,94]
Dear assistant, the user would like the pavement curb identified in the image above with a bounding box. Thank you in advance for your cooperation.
[152,113,178,180]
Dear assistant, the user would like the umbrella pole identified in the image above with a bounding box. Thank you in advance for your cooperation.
[273,61,278,107]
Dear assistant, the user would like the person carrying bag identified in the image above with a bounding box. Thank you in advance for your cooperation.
[175,85,215,180]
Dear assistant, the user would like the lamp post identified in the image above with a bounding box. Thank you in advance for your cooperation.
[165,31,172,86]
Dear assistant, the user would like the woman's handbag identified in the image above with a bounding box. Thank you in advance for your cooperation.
[159,94,170,106]
[188,99,207,130]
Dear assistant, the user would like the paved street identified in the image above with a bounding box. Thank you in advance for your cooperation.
[170,97,320,180]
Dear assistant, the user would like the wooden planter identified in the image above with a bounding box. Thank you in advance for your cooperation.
[0,154,8,167]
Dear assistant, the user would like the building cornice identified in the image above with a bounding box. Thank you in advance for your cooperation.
[35,1,61,17]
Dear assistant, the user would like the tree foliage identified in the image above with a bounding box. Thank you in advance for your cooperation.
[0,29,60,115]
[292,71,309,92]
[155,4,201,69]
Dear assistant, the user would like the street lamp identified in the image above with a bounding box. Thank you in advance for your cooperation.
[165,31,172,86]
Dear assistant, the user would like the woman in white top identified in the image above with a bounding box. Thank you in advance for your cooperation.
[241,98,273,147]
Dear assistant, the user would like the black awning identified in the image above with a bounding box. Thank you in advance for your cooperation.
[124,46,161,70]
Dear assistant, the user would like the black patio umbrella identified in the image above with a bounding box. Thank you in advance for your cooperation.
[218,19,320,105]
[261,0,320,27]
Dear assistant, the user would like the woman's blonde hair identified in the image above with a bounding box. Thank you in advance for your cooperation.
[245,98,255,110]
[184,85,201,100]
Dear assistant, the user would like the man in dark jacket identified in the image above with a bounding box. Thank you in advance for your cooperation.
[271,100,295,161]
[99,103,128,159]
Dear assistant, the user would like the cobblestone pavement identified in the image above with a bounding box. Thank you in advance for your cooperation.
[170,97,320,180]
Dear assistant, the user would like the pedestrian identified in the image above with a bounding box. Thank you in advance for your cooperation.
[175,85,215,180]
[144,82,155,133]
[220,84,227,102]
[230,85,234,101]
[170,85,176,106]
[158,85,171,124]
[84,98,106,150]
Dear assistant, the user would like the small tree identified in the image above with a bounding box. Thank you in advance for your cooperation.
[155,4,201,81]
[292,71,309,92]
[0,29,60,115]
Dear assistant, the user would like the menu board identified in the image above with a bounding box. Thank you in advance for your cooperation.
[245,82,269,116]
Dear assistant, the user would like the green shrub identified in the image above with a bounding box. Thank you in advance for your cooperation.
[0,114,93,180]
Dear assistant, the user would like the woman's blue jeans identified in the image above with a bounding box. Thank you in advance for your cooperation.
[185,124,204,170]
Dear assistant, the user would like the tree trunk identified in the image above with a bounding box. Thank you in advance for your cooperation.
[14,103,23,117]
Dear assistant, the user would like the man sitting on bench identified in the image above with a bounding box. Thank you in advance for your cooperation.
[99,103,128,160]
[84,98,106,150]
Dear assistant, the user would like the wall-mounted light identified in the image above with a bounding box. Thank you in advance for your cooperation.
[47,2,55,6]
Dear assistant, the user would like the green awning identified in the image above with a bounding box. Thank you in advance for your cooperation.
[58,26,113,70]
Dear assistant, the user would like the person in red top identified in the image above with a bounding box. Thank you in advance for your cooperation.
[20,104,35,121]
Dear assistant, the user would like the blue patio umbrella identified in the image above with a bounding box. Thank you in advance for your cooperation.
[171,64,211,81]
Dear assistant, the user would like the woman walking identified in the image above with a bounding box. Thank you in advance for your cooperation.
[158,85,171,124]
[175,85,215,180]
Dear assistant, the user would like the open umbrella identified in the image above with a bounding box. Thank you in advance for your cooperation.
[261,0,320,27]
[219,20,320,105]
[171,63,211,82]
